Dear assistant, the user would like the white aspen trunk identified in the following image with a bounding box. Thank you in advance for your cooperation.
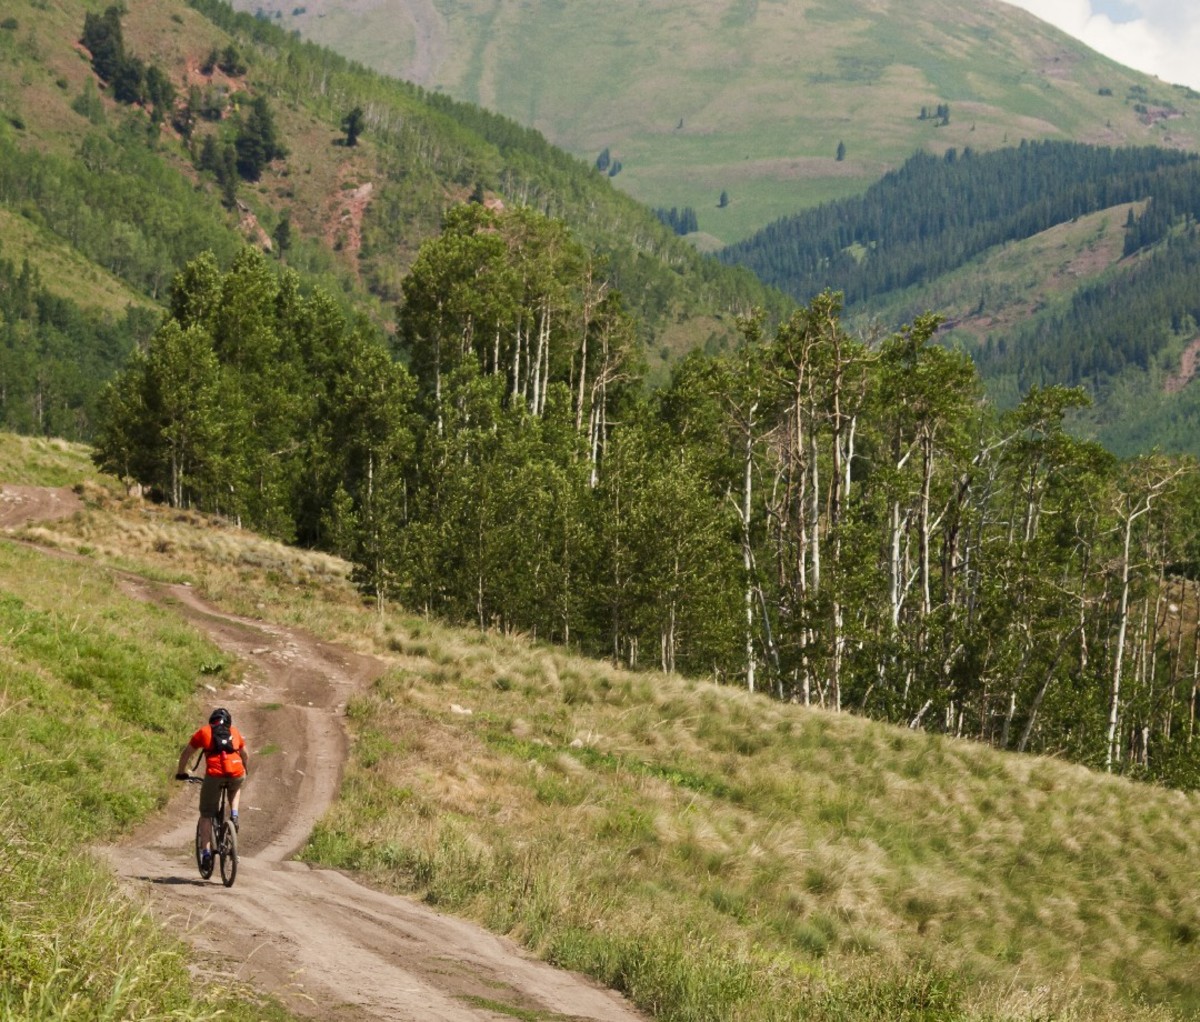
[530,309,544,414]
[1166,580,1184,738]
[1190,583,1200,745]
[576,326,588,432]
[890,500,903,629]
[461,313,474,362]
[792,392,812,702]
[576,282,603,433]
[599,376,609,470]
[1145,589,1161,715]
[539,312,552,416]
[843,415,856,501]
[512,322,523,403]
[743,400,758,693]
[433,330,444,437]
[828,384,848,713]
[919,434,933,619]
[528,301,551,416]
[1106,511,1136,772]
[809,431,820,594]
[367,452,383,615]
[832,599,844,712]
[909,698,933,729]
[588,401,602,488]
[664,574,678,674]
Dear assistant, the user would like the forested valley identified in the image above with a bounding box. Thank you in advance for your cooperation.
[92,213,1200,790]
[0,0,781,444]
[719,141,1196,308]
[721,142,1200,457]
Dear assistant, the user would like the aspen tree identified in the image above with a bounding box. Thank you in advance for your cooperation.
[1106,458,1186,772]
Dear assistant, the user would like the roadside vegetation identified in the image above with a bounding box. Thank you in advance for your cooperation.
[11,436,1200,1021]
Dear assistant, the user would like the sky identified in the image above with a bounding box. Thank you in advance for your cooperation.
[1002,0,1200,91]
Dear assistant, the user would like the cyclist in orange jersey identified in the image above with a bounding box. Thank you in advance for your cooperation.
[175,707,249,870]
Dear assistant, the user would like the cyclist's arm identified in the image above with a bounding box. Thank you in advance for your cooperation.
[237,744,250,773]
[175,740,202,777]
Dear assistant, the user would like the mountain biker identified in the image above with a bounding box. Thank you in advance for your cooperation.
[175,707,249,871]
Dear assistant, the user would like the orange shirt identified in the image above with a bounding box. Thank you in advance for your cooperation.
[189,724,247,778]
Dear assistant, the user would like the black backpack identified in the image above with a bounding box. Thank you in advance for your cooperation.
[210,721,235,755]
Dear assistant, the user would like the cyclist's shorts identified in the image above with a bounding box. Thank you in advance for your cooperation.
[199,775,244,817]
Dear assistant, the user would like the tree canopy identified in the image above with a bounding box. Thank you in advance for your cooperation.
[94,219,1200,789]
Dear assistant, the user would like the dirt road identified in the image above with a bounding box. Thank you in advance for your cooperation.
[4,485,646,1022]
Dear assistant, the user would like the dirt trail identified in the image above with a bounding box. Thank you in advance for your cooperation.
[3,485,645,1022]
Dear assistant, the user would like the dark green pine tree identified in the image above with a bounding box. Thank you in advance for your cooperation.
[111,55,146,105]
[341,106,366,146]
[235,96,286,181]
[80,7,124,82]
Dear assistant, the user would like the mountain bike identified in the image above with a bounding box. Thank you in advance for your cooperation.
[185,776,238,887]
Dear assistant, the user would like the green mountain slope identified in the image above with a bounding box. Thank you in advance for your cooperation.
[235,0,1200,245]
[0,0,784,440]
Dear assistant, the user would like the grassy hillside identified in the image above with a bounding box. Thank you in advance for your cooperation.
[236,0,1200,245]
[848,203,1134,347]
[0,436,300,1021]
[9,432,1200,1021]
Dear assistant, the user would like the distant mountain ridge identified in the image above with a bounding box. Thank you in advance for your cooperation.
[234,0,1200,244]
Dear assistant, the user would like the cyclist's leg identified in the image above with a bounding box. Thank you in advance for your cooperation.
[225,776,244,827]
[198,776,222,850]
[229,773,244,810]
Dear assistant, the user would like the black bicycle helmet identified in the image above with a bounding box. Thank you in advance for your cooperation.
[209,707,232,727]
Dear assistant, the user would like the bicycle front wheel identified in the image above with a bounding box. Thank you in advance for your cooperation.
[219,820,238,887]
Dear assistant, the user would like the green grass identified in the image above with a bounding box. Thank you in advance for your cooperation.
[0,212,157,319]
[0,433,107,489]
[290,613,1200,1020]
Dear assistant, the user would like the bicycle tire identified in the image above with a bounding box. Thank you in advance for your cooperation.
[219,813,238,887]
[195,817,214,880]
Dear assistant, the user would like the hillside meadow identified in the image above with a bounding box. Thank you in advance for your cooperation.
[4,431,1200,1020]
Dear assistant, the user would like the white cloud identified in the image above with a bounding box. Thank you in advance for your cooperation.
[1002,0,1200,91]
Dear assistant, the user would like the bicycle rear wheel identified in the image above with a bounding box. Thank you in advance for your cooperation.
[195,818,214,879]
[219,815,238,887]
